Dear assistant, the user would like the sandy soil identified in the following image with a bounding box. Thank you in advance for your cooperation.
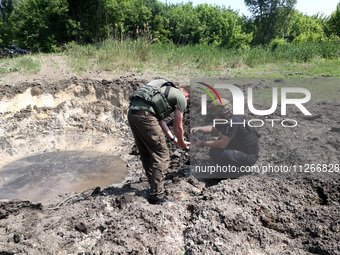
[0,56,339,254]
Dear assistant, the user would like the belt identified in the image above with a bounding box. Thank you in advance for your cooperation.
[129,109,155,117]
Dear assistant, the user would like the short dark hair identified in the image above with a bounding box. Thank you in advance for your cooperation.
[180,85,191,94]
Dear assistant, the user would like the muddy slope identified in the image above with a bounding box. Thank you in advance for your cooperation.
[0,178,339,254]
[0,77,339,255]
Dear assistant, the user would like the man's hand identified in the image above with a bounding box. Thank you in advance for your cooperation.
[179,141,190,150]
[173,109,188,149]
[190,126,215,134]
[193,138,202,148]
[190,127,200,134]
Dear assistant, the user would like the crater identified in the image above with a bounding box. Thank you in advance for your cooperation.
[0,151,127,201]
[0,77,145,201]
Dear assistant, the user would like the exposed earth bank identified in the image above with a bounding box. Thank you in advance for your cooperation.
[0,69,339,254]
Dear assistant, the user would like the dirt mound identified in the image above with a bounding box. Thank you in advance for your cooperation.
[0,177,339,254]
[0,77,339,254]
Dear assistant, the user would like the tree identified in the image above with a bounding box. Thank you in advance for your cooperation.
[0,0,14,22]
[11,0,77,52]
[144,0,168,41]
[244,0,297,45]
[196,4,225,45]
[165,3,202,44]
[287,11,326,42]
[327,3,340,38]
[104,0,152,40]
[0,0,14,45]
[150,14,169,42]
[220,9,252,49]
[67,0,107,44]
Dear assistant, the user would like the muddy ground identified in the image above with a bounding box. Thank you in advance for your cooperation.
[0,70,339,255]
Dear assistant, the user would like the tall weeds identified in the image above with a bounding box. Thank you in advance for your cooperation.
[66,38,340,74]
[67,23,160,73]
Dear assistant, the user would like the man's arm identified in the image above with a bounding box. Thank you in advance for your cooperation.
[159,120,178,143]
[194,135,232,149]
[191,126,219,134]
[173,108,189,149]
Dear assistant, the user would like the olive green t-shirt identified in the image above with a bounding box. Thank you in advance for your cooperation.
[130,86,187,115]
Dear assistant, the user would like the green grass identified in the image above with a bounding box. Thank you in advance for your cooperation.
[0,55,41,75]
[66,38,152,73]
[1,39,339,86]
[65,39,340,77]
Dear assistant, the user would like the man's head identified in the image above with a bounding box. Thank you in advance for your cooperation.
[209,98,232,117]
[180,85,191,102]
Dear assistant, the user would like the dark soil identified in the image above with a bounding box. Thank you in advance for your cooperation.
[0,77,339,254]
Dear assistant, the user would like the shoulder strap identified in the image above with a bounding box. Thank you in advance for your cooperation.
[147,79,176,89]
[164,86,171,98]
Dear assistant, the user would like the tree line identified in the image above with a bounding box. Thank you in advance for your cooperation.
[0,0,339,52]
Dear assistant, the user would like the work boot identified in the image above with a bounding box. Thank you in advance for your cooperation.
[90,187,101,197]
[148,197,175,205]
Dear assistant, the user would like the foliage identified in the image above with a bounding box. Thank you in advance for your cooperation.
[327,3,340,37]
[268,38,288,51]
[0,0,340,55]
[0,0,14,22]
[220,9,252,49]
[0,0,14,45]
[9,0,77,52]
[196,4,225,45]
[65,38,340,75]
[245,0,297,44]
[288,11,327,43]
[165,3,202,44]
[67,0,107,44]
[104,0,152,41]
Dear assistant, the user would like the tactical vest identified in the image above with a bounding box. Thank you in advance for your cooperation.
[129,79,178,120]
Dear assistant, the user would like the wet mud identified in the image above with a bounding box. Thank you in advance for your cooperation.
[0,151,127,201]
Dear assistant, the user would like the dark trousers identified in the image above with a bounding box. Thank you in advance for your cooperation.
[128,111,169,200]
[209,147,258,167]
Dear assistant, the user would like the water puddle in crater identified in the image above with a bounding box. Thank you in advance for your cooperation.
[0,151,128,202]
